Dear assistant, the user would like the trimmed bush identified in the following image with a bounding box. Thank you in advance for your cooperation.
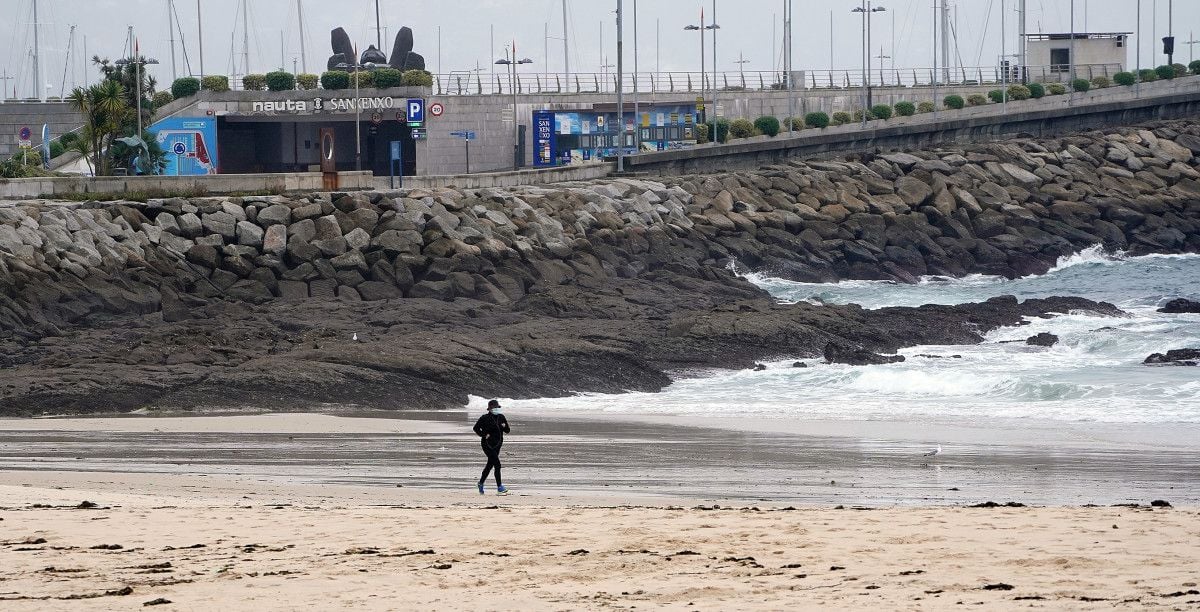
[1191,60,1200,76]
[753,116,781,137]
[1138,68,1159,83]
[350,71,375,88]
[830,111,851,125]
[171,77,200,99]
[152,90,174,109]
[1071,78,1091,92]
[1028,82,1046,98]
[852,109,870,122]
[1173,63,1189,78]
[265,71,296,92]
[373,68,403,88]
[296,73,319,90]
[968,94,989,106]
[1007,84,1031,100]
[987,89,1004,103]
[943,94,965,109]
[870,104,893,120]
[1047,83,1067,95]
[893,101,916,117]
[201,75,230,92]
[728,118,757,139]
[320,71,350,90]
[1155,65,1177,81]
[782,116,805,131]
[806,111,832,128]
[1113,71,1136,86]
[401,69,434,87]
[917,101,935,114]
[242,74,267,91]
[711,119,731,143]
[695,123,710,144]
[49,140,65,159]
[1090,75,1111,89]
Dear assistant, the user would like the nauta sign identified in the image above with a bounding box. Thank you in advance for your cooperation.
[251,97,400,114]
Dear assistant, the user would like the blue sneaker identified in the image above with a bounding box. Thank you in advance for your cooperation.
[497,485,509,495]
[477,482,485,495]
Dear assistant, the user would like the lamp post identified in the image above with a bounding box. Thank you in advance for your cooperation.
[685,9,719,140]
[496,46,533,171]
[335,55,379,172]
[851,2,886,123]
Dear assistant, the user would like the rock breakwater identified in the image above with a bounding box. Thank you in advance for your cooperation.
[1,119,1194,414]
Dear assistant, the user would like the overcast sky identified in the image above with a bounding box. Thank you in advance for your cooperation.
[3,0,1197,98]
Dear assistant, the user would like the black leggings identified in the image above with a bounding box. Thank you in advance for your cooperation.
[479,442,502,486]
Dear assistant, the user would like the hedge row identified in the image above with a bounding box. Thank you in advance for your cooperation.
[168,69,436,99]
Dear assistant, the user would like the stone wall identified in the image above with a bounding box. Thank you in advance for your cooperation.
[2,120,1199,338]
[0,172,374,200]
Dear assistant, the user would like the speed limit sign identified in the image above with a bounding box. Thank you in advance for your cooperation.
[429,102,444,117]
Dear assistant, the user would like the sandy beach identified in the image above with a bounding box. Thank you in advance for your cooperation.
[1,473,1198,611]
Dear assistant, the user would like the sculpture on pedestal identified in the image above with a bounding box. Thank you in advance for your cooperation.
[326,26,426,71]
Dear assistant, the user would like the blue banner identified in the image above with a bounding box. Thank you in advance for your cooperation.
[533,110,556,167]
[150,117,219,175]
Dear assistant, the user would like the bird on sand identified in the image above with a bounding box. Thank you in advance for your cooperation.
[923,445,943,457]
[352,332,359,342]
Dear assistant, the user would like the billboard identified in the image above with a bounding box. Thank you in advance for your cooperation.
[150,117,218,175]
[533,110,557,167]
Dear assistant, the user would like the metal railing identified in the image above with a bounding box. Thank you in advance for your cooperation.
[432,64,1126,96]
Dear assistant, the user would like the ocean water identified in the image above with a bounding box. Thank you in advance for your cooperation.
[507,247,1200,425]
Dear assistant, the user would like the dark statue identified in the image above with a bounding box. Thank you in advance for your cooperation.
[326,26,425,72]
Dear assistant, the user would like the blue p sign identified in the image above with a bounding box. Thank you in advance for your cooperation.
[406,98,425,123]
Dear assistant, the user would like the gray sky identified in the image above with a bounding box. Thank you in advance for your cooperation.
[2,0,1196,98]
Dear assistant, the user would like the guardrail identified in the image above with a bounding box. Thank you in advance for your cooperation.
[433,64,1126,96]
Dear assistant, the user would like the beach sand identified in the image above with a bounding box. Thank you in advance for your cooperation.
[1,474,1198,611]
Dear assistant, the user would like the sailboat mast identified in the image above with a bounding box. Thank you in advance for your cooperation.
[33,0,43,101]
[169,0,178,80]
[297,0,307,74]
[242,0,250,77]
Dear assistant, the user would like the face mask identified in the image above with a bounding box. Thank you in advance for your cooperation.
[490,407,503,415]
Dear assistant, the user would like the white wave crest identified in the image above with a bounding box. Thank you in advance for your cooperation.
[1046,245,1127,274]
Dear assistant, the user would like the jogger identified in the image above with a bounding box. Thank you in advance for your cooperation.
[474,399,511,494]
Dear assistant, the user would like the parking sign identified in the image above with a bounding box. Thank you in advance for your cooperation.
[406,99,425,123]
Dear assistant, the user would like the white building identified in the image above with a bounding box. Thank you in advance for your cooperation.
[1023,33,1131,82]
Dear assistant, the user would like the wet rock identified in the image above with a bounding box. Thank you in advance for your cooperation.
[1158,298,1200,314]
[823,343,906,366]
[1144,349,1200,366]
[1025,332,1059,347]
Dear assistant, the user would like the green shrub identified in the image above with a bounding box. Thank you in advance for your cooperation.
[806,111,832,128]
[1047,83,1067,95]
[350,71,374,88]
[152,90,174,109]
[1090,76,1111,89]
[870,104,893,120]
[296,73,319,90]
[893,101,916,117]
[265,71,296,92]
[400,69,434,87]
[728,118,757,139]
[1173,63,1189,78]
[201,75,229,92]
[373,68,403,88]
[49,140,65,159]
[1138,68,1159,82]
[1155,65,1177,81]
[1028,82,1046,98]
[1007,84,1031,100]
[852,109,870,122]
[695,123,710,144]
[987,89,1004,103]
[1071,78,1091,92]
[943,94,965,109]
[1190,60,1200,76]
[59,131,79,147]
[753,116,781,137]
[242,74,267,91]
[1113,72,1136,86]
[782,116,805,131]
[968,94,988,106]
[320,71,350,90]
[707,119,731,143]
[171,77,201,99]
[917,101,935,114]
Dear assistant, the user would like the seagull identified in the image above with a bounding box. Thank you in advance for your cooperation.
[923,445,943,457]
[352,332,359,342]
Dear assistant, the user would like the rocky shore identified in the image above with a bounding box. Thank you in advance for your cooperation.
[2,119,1197,415]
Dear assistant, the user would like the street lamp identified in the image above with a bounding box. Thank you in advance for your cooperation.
[335,57,379,172]
[496,46,533,171]
[852,2,886,124]
[684,9,719,140]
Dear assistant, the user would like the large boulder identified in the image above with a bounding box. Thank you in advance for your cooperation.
[823,343,906,366]
[1144,349,1200,366]
[1159,298,1200,314]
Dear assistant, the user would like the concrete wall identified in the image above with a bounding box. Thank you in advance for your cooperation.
[0,102,84,158]
[625,76,1200,175]
[0,172,373,200]
[378,161,613,190]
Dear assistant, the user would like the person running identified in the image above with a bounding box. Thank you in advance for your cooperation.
[474,399,511,495]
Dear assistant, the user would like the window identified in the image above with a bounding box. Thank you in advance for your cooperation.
[1050,48,1071,73]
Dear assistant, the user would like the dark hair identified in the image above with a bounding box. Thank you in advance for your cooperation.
[488,399,501,409]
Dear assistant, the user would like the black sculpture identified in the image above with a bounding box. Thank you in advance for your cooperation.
[326,26,425,72]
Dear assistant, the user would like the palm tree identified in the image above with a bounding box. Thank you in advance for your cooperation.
[68,80,129,176]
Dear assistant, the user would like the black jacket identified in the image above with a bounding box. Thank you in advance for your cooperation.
[474,413,510,447]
